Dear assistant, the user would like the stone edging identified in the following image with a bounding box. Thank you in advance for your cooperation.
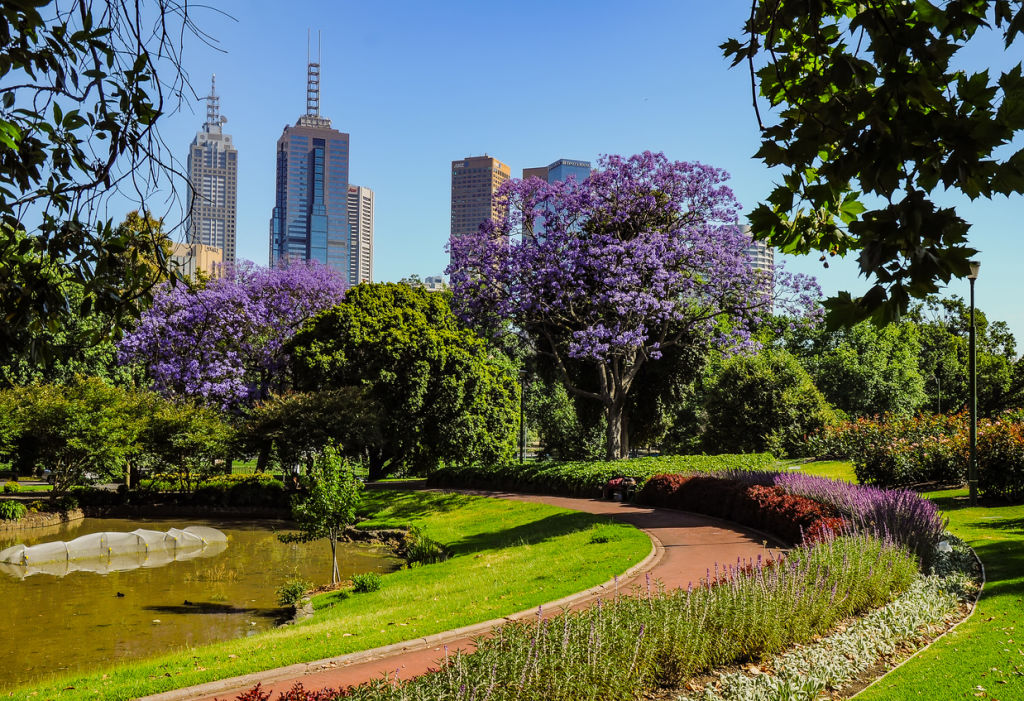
[851,543,987,698]
[0,508,84,533]
[140,528,664,701]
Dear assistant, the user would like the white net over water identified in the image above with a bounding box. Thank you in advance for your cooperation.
[0,526,228,578]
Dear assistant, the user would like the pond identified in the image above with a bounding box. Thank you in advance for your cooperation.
[0,517,403,689]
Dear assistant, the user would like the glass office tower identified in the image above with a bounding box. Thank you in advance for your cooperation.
[269,60,351,278]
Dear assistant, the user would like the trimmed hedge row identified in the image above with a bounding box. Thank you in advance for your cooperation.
[427,454,776,497]
[636,474,842,545]
[67,475,289,509]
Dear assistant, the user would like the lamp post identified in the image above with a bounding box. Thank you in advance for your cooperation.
[519,368,528,464]
[968,260,981,506]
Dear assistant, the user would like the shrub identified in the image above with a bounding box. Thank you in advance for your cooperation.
[701,349,837,458]
[403,526,449,565]
[0,500,27,520]
[2,481,19,494]
[67,485,124,508]
[276,578,311,608]
[976,419,1024,501]
[636,475,834,545]
[351,572,383,593]
[428,453,776,498]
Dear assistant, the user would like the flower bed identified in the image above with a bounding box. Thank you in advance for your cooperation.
[427,453,776,498]
[808,411,1024,500]
[231,534,919,701]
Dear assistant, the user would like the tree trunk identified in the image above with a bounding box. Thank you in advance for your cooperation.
[368,452,388,482]
[255,445,271,474]
[329,536,339,585]
[605,403,624,461]
[620,412,630,459]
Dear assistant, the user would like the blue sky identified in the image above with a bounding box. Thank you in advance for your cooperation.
[152,0,1024,344]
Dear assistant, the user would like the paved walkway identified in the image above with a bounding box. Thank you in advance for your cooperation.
[146,490,780,701]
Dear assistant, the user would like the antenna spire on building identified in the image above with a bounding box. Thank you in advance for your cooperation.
[306,29,321,117]
[205,73,220,129]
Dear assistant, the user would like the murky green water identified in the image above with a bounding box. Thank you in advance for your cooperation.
[0,517,402,689]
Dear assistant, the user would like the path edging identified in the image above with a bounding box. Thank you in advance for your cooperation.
[141,526,663,701]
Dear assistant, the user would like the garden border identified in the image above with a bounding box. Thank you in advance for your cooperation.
[852,541,987,698]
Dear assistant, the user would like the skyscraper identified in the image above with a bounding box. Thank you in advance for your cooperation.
[522,158,591,184]
[187,75,237,263]
[450,155,511,239]
[520,159,591,239]
[347,184,373,284]
[269,55,351,279]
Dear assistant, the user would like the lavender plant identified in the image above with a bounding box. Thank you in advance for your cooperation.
[237,534,916,701]
[775,471,947,565]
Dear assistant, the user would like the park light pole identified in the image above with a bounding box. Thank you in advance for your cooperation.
[968,260,981,506]
[519,368,528,464]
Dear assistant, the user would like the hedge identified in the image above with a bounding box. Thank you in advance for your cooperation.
[427,454,776,498]
[636,474,841,545]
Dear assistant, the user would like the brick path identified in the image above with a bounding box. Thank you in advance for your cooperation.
[144,490,779,701]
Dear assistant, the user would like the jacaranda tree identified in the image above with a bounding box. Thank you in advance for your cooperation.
[118,261,347,411]
[448,152,817,460]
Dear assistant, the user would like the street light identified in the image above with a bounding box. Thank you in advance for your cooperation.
[968,260,981,506]
[518,368,528,464]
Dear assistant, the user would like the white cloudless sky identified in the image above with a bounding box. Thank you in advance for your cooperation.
[146,0,1024,345]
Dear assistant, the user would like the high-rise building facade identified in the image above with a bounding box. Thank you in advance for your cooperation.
[522,158,591,184]
[520,159,591,239]
[347,185,373,284]
[269,59,351,279]
[741,226,775,275]
[187,75,237,262]
[450,155,511,239]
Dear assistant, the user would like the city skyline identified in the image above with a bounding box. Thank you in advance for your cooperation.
[154,1,1023,342]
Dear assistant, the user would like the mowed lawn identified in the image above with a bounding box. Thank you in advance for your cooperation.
[10,490,650,701]
[795,461,1024,700]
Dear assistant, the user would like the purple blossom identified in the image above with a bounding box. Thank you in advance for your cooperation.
[447,152,819,458]
[118,260,347,411]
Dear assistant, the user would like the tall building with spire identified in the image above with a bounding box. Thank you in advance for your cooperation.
[187,75,237,263]
[269,43,354,279]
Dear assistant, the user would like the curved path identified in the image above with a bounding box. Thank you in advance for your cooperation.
[146,490,781,701]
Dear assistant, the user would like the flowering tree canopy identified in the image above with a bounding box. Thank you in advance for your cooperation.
[448,151,816,459]
[118,261,347,410]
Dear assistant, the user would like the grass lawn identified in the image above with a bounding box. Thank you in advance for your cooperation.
[11,489,650,701]
[5,483,52,493]
[795,461,1024,700]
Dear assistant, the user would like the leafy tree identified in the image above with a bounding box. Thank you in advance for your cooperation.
[118,261,347,411]
[448,151,816,460]
[139,401,234,492]
[1,378,145,496]
[241,389,372,474]
[279,445,362,585]
[910,295,1023,414]
[786,320,928,417]
[1,1,200,361]
[288,283,519,480]
[724,1,1024,325]
[1,211,171,387]
[701,350,837,457]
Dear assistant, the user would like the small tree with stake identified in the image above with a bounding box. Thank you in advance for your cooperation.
[278,445,362,585]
